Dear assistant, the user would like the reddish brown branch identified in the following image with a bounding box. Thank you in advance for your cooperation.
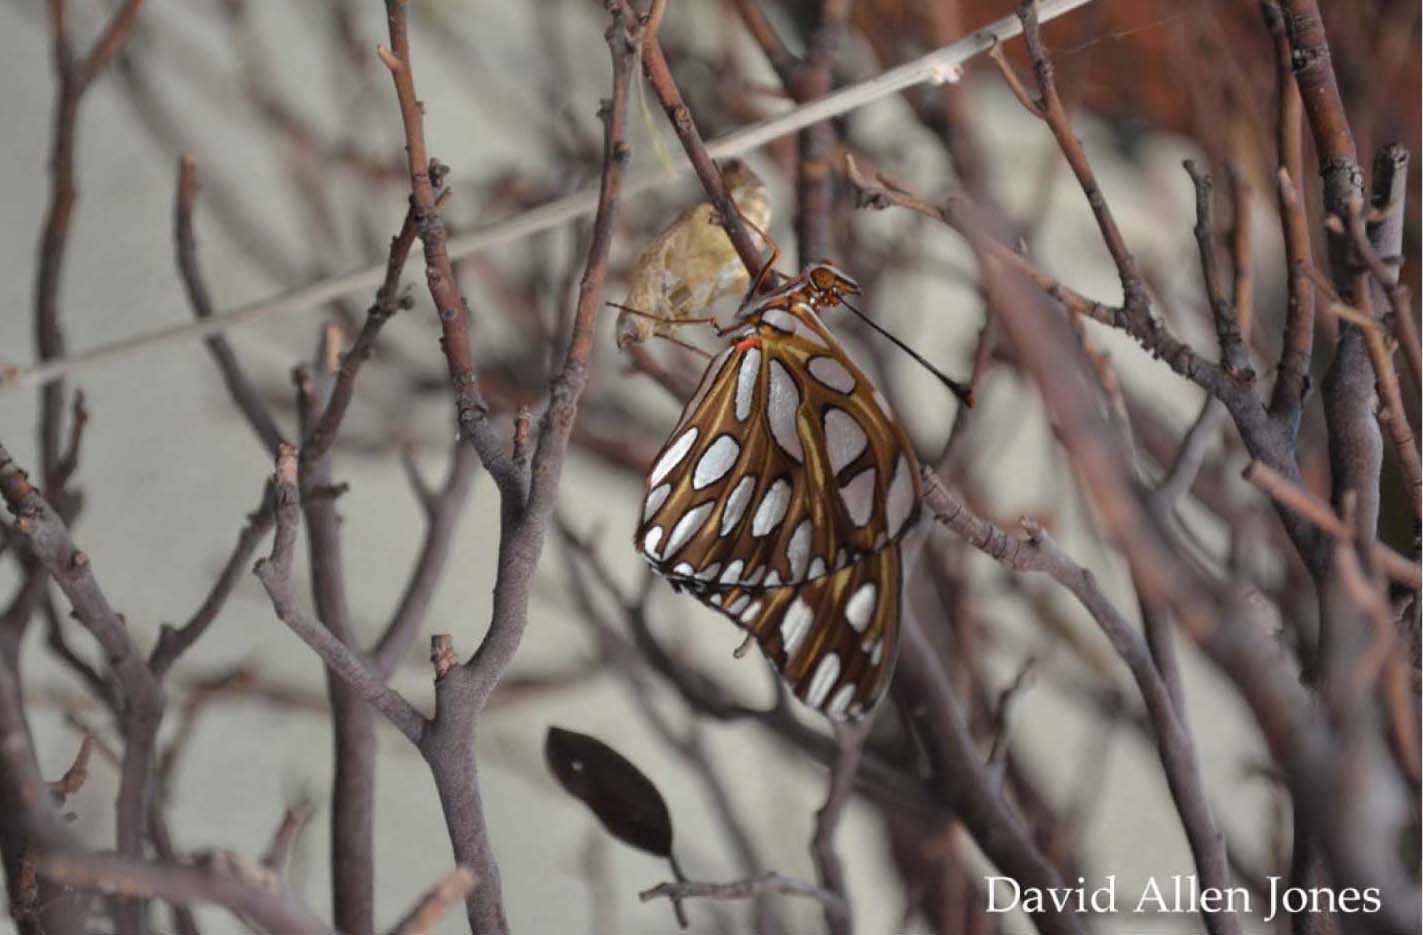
[1184,160,1254,382]
[377,6,522,504]
[639,0,765,277]
[386,867,479,935]
[1242,461,1420,587]
[1261,2,1316,421]
[1351,145,1420,389]
[792,0,851,263]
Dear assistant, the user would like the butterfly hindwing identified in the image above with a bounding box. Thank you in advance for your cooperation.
[699,547,902,721]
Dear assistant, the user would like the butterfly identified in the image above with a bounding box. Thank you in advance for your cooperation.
[635,260,937,721]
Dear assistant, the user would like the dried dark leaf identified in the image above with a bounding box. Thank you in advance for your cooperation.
[544,726,674,859]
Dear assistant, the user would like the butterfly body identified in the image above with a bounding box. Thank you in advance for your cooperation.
[636,262,922,720]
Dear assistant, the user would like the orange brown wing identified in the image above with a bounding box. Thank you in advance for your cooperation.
[697,546,903,721]
[636,309,920,593]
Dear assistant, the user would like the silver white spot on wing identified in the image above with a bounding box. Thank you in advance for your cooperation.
[826,683,856,720]
[751,478,792,537]
[693,435,740,489]
[663,501,714,559]
[721,475,756,535]
[780,596,814,660]
[743,566,766,587]
[839,467,877,527]
[719,559,745,584]
[886,456,915,536]
[807,356,856,393]
[739,600,763,625]
[734,347,761,422]
[763,570,782,587]
[808,556,828,579]
[695,562,722,581]
[845,582,876,633]
[673,562,695,576]
[649,427,698,487]
[805,653,842,708]
[643,483,671,522]
[786,519,813,580]
[823,408,868,474]
[726,594,750,616]
[643,526,664,559]
[767,361,804,462]
[790,303,828,346]
[761,308,797,334]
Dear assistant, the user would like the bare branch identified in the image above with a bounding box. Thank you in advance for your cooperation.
[1242,461,1420,587]
[251,445,427,745]
[385,867,479,935]
[175,155,287,457]
[0,0,1104,394]
[640,872,847,914]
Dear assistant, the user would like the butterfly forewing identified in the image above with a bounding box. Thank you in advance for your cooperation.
[635,261,935,723]
[637,301,921,593]
[700,547,902,720]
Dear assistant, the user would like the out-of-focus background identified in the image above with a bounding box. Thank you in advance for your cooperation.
[1,1,1417,933]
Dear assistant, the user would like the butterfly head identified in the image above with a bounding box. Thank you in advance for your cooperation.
[803,261,861,306]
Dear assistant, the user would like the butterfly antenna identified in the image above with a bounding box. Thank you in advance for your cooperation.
[842,299,975,408]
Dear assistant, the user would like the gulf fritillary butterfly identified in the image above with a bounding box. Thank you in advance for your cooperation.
[636,260,927,721]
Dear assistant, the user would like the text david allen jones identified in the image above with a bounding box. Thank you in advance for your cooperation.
[987,875,1381,923]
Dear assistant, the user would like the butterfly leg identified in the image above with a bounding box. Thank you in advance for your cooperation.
[729,206,780,310]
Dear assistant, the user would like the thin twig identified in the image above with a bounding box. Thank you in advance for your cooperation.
[175,155,287,457]
[385,867,479,935]
[300,204,419,468]
[149,486,276,678]
[640,872,847,913]
[251,445,427,745]
[1184,160,1253,381]
[639,0,764,275]
[0,0,1102,393]
[924,473,1239,935]
[1260,3,1315,421]
[260,802,314,878]
[1241,461,1419,587]
[38,850,330,935]
[811,721,865,935]
[0,442,164,935]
